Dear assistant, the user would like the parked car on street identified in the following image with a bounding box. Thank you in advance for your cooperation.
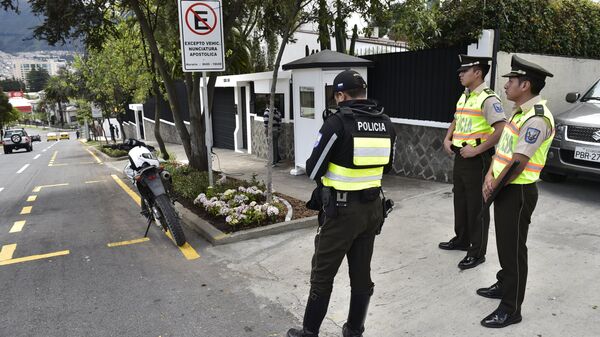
[2,128,33,154]
[60,132,70,140]
[542,79,600,182]
[47,132,58,141]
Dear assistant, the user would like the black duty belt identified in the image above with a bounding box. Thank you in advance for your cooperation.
[335,190,363,203]
[450,138,488,156]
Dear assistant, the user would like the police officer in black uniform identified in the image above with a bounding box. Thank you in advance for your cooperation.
[286,70,396,337]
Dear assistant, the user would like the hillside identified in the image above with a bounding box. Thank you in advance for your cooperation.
[0,4,79,53]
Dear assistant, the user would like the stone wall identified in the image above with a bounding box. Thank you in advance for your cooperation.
[142,119,189,145]
[391,123,454,183]
[251,118,294,161]
[122,123,136,140]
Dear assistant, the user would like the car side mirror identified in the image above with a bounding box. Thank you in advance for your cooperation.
[565,92,580,103]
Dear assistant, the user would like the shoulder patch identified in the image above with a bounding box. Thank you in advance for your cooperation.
[525,127,541,144]
[493,102,504,113]
[484,88,495,95]
[534,105,545,116]
[314,132,322,148]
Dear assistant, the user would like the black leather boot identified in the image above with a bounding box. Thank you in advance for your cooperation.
[342,292,372,337]
[287,292,331,337]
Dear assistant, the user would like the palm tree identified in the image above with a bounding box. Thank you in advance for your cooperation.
[44,69,72,126]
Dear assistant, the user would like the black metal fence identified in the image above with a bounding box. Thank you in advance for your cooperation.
[364,45,467,123]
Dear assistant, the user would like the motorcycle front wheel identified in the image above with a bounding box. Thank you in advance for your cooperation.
[155,194,186,246]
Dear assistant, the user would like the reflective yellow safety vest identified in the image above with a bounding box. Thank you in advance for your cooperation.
[492,101,555,184]
[452,88,499,147]
[321,109,393,191]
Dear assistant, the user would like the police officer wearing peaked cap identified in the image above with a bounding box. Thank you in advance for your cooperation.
[286,70,396,337]
[478,55,555,328]
[439,55,507,270]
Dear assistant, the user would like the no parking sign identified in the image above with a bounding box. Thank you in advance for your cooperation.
[178,0,225,72]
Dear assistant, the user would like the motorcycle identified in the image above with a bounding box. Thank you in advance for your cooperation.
[124,140,186,246]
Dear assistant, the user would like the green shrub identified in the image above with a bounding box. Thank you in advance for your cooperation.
[100,147,128,157]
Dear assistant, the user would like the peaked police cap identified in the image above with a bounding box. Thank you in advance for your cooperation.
[457,54,492,73]
[502,55,553,80]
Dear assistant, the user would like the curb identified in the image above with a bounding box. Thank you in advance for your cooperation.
[86,144,129,161]
[175,202,317,245]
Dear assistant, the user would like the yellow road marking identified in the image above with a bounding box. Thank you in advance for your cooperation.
[85,180,105,184]
[0,250,70,266]
[20,206,32,215]
[32,183,69,192]
[87,149,103,164]
[49,163,68,167]
[48,151,58,166]
[111,174,200,260]
[111,174,141,206]
[107,237,150,247]
[9,221,26,233]
[27,195,37,202]
[0,244,17,261]
[165,231,201,260]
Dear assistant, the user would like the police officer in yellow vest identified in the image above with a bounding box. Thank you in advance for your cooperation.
[439,55,507,270]
[478,55,554,328]
[286,70,396,337]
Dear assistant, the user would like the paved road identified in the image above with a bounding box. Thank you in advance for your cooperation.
[0,131,295,337]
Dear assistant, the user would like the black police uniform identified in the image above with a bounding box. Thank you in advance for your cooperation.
[287,71,396,337]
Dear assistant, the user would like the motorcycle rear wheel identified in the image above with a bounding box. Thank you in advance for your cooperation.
[155,194,186,246]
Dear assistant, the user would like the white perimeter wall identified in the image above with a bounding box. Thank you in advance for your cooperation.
[494,51,600,116]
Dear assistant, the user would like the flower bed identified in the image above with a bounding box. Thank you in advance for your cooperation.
[164,162,317,233]
[194,186,283,227]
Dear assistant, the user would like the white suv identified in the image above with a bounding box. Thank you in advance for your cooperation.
[2,129,33,154]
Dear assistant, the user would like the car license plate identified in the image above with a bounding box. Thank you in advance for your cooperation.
[574,147,600,162]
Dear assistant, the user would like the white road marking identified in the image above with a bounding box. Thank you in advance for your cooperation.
[16,164,30,174]
[0,188,4,193]
[33,154,41,160]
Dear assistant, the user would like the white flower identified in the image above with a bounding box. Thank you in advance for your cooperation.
[249,201,257,207]
[267,205,279,216]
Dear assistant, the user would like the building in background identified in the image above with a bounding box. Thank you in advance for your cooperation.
[11,57,67,81]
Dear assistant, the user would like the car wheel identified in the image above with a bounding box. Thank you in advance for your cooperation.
[4,147,11,154]
[540,171,567,183]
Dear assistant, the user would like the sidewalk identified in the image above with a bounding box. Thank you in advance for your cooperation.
[137,141,600,337]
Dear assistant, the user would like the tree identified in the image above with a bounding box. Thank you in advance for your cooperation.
[73,18,152,142]
[261,0,316,202]
[0,91,20,131]
[0,78,26,91]
[388,0,441,50]
[44,69,73,126]
[26,67,50,92]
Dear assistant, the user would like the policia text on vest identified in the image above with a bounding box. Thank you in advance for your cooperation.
[287,70,396,337]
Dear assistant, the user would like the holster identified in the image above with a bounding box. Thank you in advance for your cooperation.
[321,187,338,218]
[306,186,323,211]
[378,190,395,235]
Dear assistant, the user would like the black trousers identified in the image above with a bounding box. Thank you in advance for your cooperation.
[309,197,383,297]
[452,151,492,257]
[272,130,281,164]
[494,183,538,315]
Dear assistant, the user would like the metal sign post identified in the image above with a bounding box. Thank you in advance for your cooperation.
[178,0,225,187]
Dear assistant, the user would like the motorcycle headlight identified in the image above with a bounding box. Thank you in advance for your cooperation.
[554,123,566,141]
